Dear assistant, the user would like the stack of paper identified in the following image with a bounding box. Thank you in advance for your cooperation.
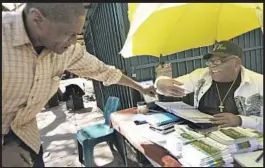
[141,124,234,167]
[140,125,263,167]
[178,137,234,167]
[145,113,181,134]
[140,121,263,167]
[155,101,214,123]
[208,127,260,154]
[244,128,263,149]
[173,125,205,145]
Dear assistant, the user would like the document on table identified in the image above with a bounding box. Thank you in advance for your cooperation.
[141,126,168,147]
[140,126,186,159]
[140,126,178,149]
[155,101,214,123]
[233,150,263,167]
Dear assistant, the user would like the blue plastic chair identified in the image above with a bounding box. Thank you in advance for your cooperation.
[76,96,120,167]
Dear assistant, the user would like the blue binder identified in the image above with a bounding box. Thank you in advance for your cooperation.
[146,112,181,126]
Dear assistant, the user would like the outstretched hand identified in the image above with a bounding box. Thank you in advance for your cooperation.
[156,78,185,97]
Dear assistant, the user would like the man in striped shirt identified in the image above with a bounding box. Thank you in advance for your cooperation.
[2,3,155,167]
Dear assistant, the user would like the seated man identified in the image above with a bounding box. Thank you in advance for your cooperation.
[155,40,263,132]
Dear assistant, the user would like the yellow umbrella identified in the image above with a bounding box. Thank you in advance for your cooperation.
[120,3,263,58]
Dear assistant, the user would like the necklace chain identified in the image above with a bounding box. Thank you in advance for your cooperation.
[215,77,237,112]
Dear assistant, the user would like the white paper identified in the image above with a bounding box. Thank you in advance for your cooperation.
[140,127,183,154]
[141,126,168,146]
[139,80,159,103]
[166,134,183,155]
[233,150,263,167]
[156,101,195,109]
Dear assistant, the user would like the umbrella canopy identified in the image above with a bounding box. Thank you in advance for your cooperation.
[121,3,263,58]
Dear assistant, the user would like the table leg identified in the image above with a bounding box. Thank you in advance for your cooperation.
[122,136,128,167]
[113,130,128,167]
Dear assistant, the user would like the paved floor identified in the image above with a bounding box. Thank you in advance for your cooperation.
[37,78,126,167]
[37,101,126,167]
[36,79,140,167]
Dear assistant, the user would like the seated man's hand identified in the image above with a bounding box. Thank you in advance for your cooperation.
[210,113,242,128]
[156,78,185,97]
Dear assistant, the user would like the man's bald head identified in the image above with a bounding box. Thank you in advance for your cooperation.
[24,3,86,23]
[23,3,86,54]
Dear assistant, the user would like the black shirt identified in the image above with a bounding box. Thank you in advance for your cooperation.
[198,73,241,115]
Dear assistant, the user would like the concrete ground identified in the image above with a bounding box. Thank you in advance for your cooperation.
[36,79,140,167]
[37,101,127,167]
[37,79,126,167]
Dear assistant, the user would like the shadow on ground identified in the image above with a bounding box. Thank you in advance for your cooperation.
[40,105,67,138]
[68,107,93,114]
[37,102,129,167]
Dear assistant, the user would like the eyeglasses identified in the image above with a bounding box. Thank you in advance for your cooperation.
[205,56,236,66]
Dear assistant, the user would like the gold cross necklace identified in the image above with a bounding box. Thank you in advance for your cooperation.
[215,77,237,112]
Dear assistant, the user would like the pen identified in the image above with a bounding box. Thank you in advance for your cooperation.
[149,109,163,113]
[255,151,263,162]
[183,139,198,145]
[189,117,212,119]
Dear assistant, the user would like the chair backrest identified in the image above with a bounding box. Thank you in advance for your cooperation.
[103,96,120,125]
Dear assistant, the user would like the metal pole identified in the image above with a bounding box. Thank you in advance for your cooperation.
[256,5,263,34]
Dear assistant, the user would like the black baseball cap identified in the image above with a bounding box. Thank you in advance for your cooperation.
[203,40,243,59]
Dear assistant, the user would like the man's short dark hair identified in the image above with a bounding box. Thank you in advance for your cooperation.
[24,3,86,23]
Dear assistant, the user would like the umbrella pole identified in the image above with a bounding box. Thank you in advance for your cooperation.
[256,6,263,34]
[159,54,186,103]
[159,54,165,68]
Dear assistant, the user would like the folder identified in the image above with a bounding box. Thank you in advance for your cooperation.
[155,101,214,124]
[146,112,182,126]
